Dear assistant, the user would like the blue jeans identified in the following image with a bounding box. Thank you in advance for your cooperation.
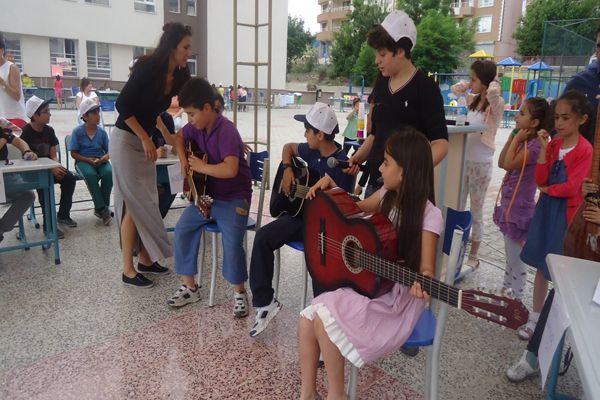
[174,199,249,285]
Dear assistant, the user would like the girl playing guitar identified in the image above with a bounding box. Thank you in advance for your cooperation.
[299,127,443,400]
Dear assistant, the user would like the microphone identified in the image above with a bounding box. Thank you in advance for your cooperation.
[327,157,368,172]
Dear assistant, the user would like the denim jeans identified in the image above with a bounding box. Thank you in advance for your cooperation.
[174,199,249,285]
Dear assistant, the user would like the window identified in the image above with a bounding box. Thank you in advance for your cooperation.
[186,0,196,16]
[87,41,111,79]
[133,46,153,59]
[168,0,179,13]
[84,0,109,5]
[50,38,78,77]
[2,33,23,71]
[187,58,197,76]
[479,0,493,7]
[321,23,327,32]
[477,15,492,33]
[134,0,155,13]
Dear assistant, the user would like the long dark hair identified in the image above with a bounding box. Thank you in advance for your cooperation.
[132,22,192,97]
[80,77,91,93]
[556,90,594,140]
[380,127,435,272]
[522,97,552,141]
[469,60,497,112]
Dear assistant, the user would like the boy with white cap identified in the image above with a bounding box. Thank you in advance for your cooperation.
[69,98,113,225]
[348,10,448,196]
[21,95,77,238]
[247,102,354,337]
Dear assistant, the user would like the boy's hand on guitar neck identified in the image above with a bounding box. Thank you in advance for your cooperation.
[582,178,599,198]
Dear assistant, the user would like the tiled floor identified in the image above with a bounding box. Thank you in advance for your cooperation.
[0,108,585,399]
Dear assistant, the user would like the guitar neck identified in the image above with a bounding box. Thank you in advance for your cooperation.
[360,249,462,308]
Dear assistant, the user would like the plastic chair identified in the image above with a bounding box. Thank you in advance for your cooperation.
[64,135,85,181]
[5,144,32,240]
[99,100,117,132]
[26,144,63,229]
[347,208,472,400]
[444,208,473,282]
[274,240,309,308]
[197,151,269,306]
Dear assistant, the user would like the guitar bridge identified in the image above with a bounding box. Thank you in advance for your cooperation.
[319,218,326,265]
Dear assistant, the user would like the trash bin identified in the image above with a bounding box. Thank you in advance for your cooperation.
[315,89,322,102]
[294,92,303,108]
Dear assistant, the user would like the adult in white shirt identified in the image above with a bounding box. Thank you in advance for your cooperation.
[0,37,27,127]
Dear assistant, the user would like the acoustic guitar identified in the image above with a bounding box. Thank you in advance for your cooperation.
[183,141,213,218]
[564,103,600,260]
[303,188,529,330]
[269,157,319,218]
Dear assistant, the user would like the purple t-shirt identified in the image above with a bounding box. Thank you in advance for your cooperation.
[182,114,252,202]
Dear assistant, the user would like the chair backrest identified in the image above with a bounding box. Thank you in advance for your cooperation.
[64,135,73,171]
[442,207,472,280]
[248,151,269,229]
[99,100,117,132]
[100,100,116,112]
[72,87,79,96]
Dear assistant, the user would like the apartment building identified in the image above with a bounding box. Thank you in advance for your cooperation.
[316,0,352,63]
[0,0,287,89]
[452,0,524,59]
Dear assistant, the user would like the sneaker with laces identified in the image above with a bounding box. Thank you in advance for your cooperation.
[137,261,169,275]
[249,298,282,337]
[233,291,249,318]
[506,350,539,382]
[167,285,201,307]
[122,273,154,288]
[58,217,78,228]
[100,208,112,225]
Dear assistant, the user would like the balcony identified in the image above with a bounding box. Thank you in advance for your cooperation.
[451,0,474,17]
[316,31,333,42]
[317,6,352,23]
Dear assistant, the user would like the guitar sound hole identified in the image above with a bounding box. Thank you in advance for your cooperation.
[341,236,363,274]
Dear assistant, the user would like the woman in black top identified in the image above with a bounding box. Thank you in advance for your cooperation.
[109,23,191,288]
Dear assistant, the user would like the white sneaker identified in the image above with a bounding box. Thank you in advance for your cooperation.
[506,350,539,382]
[167,285,201,308]
[517,319,537,340]
[249,298,282,337]
[233,291,249,318]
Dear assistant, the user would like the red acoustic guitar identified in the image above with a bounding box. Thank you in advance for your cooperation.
[183,141,213,218]
[303,188,529,330]
[564,103,600,260]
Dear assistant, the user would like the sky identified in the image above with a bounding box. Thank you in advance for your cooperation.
[288,0,321,34]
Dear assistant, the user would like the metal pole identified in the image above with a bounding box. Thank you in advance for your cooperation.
[233,0,238,125]
[267,0,272,160]
[253,0,259,152]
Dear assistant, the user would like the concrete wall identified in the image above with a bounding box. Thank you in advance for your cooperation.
[206,0,288,90]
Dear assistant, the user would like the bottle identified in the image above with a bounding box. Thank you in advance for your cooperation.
[456,95,467,126]
[356,101,365,139]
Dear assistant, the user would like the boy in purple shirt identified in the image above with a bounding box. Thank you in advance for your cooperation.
[168,78,252,318]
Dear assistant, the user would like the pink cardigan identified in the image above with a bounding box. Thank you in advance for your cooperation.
[451,80,505,150]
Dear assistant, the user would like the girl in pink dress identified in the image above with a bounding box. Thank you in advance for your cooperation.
[300,127,444,400]
[54,75,63,109]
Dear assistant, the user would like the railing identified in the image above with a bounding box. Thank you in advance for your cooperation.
[87,55,111,79]
[50,52,78,77]
[4,49,23,71]
[450,0,474,7]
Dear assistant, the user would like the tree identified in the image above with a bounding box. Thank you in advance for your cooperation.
[513,0,600,57]
[287,16,314,72]
[396,0,452,24]
[412,10,476,73]
[330,0,387,78]
[353,42,378,87]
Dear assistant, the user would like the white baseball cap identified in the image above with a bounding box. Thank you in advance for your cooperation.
[25,95,52,119]
[79,98,101,117]
[294,102,339,135]
[381,10,417,50]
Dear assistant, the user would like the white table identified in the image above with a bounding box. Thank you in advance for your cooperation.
[0,158,62,264]
[434,123,487,209]
[547,254,600,400]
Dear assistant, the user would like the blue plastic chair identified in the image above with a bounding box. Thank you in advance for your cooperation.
[274,240,309,308]
[347,208,472,400]
[99,100,117,132]
[197,151,269,306]
[444,207,473,282]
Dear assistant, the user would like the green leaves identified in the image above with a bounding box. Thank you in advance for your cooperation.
[287,16,314,72]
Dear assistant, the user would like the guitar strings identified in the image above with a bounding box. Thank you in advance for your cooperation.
[317,236,462,305]
[317,236,496,310]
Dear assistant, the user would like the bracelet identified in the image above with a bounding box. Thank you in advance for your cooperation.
[282,163,292,170]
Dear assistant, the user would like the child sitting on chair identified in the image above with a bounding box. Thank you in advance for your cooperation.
[168,78,252,318]
[70,98,113,225]
[299,127,443,400]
